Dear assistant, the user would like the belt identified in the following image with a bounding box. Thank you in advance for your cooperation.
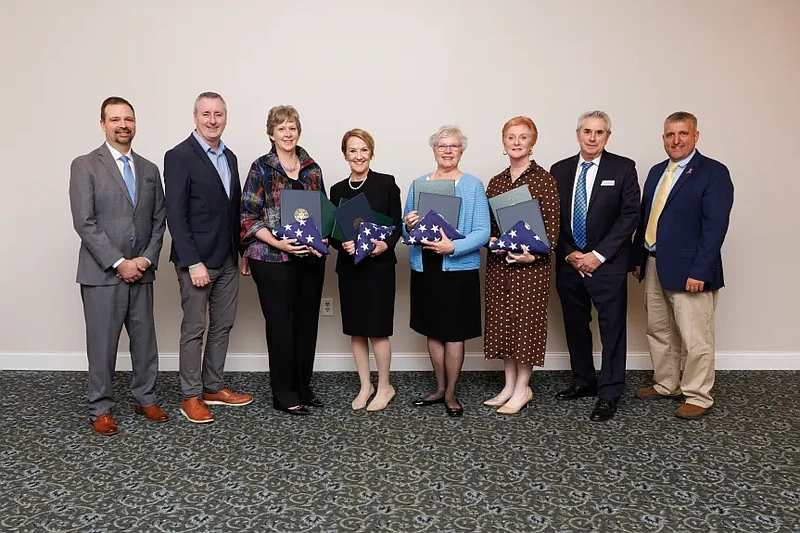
[647,250,657,258]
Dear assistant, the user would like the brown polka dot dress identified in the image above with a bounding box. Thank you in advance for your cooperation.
[484,161,560,366]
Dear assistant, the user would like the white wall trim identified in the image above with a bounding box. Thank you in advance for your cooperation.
[1,352,797,372]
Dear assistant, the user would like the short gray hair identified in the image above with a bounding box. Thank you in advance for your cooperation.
[194,92,227,114]
[577,110,612,132]
[428,125,468,152]
[665,111,697,130]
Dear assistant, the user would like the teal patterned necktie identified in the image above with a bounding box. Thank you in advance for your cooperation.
[572,161,592,249]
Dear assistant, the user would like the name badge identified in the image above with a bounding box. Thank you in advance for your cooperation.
[600,180,615,186]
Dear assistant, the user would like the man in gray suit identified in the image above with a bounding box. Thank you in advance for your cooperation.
[69,96,168,435]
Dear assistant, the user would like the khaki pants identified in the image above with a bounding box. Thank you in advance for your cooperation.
[644,256,718,408]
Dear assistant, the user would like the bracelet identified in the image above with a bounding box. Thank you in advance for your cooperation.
[188,262,203,270]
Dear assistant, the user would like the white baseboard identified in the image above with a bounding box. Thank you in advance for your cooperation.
[0,351,797,371]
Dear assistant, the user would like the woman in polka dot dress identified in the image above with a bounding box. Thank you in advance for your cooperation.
[483,116,560,414]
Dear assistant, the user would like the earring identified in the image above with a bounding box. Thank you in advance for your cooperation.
[502,150,508,156]
[528,150,533,156]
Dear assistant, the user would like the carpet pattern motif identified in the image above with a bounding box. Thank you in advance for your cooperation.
[0,370,798,532]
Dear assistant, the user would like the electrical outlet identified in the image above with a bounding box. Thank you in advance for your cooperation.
[321,298,334,316]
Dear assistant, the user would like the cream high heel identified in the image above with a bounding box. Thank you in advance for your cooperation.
[496,387,533,415]
[351,384,375,411]
[483,393,512,407]
[366,385,396,412]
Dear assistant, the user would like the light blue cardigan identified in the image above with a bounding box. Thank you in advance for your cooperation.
[402,173,491,272]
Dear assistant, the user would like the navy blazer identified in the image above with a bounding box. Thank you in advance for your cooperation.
[633,150,734,291]
[164,134,242,269]
[550,150,640,274]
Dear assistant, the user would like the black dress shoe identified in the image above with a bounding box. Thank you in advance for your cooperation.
[412,396,444,407]
[555,384,598,400]
[590,398,618,422]
[273,403,310,416]
[306,395,324,408]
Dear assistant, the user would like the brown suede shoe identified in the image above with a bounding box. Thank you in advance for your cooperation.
[180,397,214,423]
[202,388,253,406]
[90,413,118,436]
[134,404,169,422]
[635,386,682,400]
[675,403,710,420]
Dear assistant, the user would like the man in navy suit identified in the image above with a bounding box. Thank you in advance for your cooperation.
[632,112,734,420]
[164,92,252,423]
[550,110,640,422]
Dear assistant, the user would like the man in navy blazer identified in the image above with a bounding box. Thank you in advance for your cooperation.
[164,92,252,424]
[550,110,640,422]
[632,111,734,420]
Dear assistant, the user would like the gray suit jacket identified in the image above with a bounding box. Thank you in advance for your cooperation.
[69,143,167,286]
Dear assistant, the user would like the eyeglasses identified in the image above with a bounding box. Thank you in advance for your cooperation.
[435,143,462,152]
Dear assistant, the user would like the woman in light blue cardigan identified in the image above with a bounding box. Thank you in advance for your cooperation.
[402,125,490,417]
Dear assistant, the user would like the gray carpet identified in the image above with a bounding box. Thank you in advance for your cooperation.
[0,370,798,533]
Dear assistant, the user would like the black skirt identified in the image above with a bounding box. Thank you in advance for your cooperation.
[337,265,396,337]
[409,250,482,342]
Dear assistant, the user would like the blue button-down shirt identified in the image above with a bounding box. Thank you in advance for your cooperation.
[646,149,696,251]
[193,130,231,198]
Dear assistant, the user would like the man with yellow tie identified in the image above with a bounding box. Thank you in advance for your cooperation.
[632,112,734,420]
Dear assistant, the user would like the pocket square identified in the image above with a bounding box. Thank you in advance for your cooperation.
[600,180,615,186]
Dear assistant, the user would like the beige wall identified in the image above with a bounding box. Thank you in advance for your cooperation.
[1,0,798,368]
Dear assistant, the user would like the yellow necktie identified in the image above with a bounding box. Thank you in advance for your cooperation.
[644,162,679,247]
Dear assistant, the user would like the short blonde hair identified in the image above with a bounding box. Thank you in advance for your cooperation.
[341,128,375,157]
[428,125,468,152]
[266,105,302,136]
[502,116,538,146]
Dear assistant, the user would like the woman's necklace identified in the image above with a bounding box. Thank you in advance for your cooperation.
[348,173,368,190]
[281,158,300,173]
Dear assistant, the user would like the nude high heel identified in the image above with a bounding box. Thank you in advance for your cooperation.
[483,394,511,407]
[496,387,533,415]
[352,384,375,411]
[366,385,396,412]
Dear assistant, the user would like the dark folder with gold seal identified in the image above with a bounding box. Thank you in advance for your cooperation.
[280,189,336,237]
[332,193,376,242]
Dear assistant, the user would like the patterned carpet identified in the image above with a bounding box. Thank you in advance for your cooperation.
[0,370,798,533]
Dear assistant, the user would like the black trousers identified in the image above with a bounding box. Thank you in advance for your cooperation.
[249,259,325,408]
[556,263,628,399]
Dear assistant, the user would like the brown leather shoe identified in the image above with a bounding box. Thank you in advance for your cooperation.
[675,403,710,420]
[180,397,214,423]
[134,404,169,422]
[90,413,118,436]
[202,388,253,406]
[635,386,682,400]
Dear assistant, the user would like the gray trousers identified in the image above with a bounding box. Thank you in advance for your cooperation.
[81,282,159,419]
[176,254,239,399]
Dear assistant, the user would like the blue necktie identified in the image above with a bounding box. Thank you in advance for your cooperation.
[119,155,135,204]
[572,161,592,249]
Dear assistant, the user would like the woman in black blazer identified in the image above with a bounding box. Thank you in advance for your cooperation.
[329,129,402,412]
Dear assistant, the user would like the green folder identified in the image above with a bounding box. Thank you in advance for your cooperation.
[413,179,456,210]
[320,192,336,238]
[331,197,394,241]
[488,185,532,226]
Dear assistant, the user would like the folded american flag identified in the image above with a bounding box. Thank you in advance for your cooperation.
[488,220,550,255]
[403,210,465,245]
[272,216,329,255]
[355,222,396,264]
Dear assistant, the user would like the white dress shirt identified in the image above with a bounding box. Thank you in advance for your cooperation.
[569,154,606,263]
